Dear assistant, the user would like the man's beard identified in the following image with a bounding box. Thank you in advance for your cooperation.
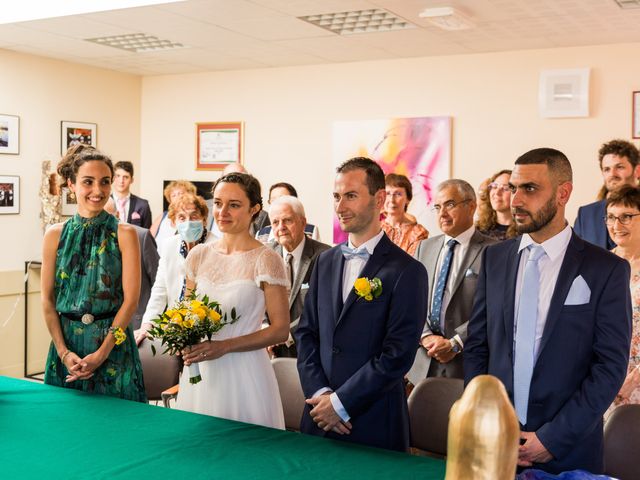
[512,195,557,234]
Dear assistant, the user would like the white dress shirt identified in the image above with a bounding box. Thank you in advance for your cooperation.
[315,229,385,423]
[514,224,572,359]
[423,225,476,347]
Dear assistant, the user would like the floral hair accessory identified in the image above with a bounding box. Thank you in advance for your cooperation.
[354,277,382,301]
[108,326,127,345]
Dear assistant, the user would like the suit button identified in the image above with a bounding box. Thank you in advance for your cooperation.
[332,347,341,354]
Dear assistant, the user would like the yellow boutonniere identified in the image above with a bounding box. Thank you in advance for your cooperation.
[109,326,127,345]
[354,277,382,301]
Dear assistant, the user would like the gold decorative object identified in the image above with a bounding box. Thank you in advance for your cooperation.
[39,160,62,231]
[446,375,519,480]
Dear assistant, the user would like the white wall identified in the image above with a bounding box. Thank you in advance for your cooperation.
[0,48,141,272]
[140,42,640,242]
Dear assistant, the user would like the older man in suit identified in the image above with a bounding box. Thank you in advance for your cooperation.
[465,148,632,474]
[409,179,495,383]
[267,195,329,358]
[296,157,428,451]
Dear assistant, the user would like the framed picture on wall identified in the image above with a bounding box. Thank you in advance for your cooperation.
[0,114,20,155]
[60,187,77,216]
[0,176,20,214]
[61,121,97,154]
[538,68,590,118]
[633,91,640,139]
[196,122,243,170]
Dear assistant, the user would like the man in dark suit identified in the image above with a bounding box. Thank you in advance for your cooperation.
[409,179,495,382]
[112,161,152,229]
[267,195,330,357]
[104,198,159,329]
[295,157,428,452]
[574,139,639,249]
[464,148,632,474]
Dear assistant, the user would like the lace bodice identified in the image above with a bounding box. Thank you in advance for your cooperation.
[184,243,288,339]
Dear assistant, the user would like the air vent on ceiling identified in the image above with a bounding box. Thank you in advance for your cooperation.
[613,0,640,8]
[85,33,184,52]
[299,9,414,35]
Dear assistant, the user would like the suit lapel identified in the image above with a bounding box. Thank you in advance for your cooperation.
[128,195,138,222]
[290,239,313,308]
[449,231,484,297]
[503,239,521,355]
[330,246,346,326]
[537,233,584,358]
[336,235,391,326]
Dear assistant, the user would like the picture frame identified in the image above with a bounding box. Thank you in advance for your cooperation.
[538,68,590,118]
[0,114,20,155]
[61,121,97,154]
[196,122,243,170]
[0,176,20,214]
[633,91,640,139]
[60,187,78,216]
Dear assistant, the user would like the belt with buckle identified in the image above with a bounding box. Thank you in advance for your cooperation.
[59,311,118,325]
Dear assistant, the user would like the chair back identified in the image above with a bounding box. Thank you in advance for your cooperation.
[407,377,464,457]
[138,338,181,401]
[604,404,640,480]
[271,357,305,431]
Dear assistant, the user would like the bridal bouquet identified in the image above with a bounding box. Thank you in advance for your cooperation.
[148,290,238,384]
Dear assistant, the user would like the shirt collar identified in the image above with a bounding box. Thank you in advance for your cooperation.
[283,236,305,263]
[348,229,385,255]
[518,223,572,261]
[444,225,475,248]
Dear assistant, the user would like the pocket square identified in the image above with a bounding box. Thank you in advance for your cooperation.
[564,275,591,305]
[131,211,141,220]
[301,283,309,290]
[464,268,477,278]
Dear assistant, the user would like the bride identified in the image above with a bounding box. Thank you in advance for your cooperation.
[176,173,289,429]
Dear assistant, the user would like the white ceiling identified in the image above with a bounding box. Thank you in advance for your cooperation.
[1,0,639,76]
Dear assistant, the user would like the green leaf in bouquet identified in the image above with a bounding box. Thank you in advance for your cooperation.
[150,344,156,356]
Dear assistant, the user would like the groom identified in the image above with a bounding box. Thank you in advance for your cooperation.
[295,157,428,451]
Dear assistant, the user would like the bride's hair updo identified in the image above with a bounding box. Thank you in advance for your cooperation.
[57,144,114,189]
[212,172,263,220]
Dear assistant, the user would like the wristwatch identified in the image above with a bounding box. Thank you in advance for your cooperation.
[449,338,462,354]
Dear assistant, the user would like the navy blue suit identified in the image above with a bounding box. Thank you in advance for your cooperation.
[464,231,631,474]
[573,200,615,250]
[127,194,152,229]
[295,233,428,451]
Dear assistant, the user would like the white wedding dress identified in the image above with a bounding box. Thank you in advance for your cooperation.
[175,244,287,430]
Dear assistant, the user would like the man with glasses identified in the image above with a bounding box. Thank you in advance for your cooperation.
[574,139,640,249]
[408,179,495,382]
[465,148,631,474]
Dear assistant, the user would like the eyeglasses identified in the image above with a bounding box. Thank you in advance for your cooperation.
[489,182,511,193]
[604,213,640,225]
[432,199,471,213]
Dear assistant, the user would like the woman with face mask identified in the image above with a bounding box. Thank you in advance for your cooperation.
[134,193,213,344]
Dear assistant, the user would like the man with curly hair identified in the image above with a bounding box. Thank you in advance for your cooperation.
[574,139,640,249]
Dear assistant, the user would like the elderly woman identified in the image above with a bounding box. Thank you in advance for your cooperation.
[134,192,213,344]
[606,185,640,409]
[150,180,197,254]
[476,169,516,241]
[381,173,428,255]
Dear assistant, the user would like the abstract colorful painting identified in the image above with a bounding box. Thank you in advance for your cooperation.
[332,116,452,244]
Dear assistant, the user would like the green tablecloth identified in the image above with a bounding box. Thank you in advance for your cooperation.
[0,376,445,479]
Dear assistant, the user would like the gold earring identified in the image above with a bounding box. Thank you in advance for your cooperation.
[69,191,76,200]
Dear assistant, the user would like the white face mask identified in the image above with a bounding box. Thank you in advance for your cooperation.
[177,220,204,243]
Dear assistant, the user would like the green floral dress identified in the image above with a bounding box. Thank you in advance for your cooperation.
[44,211,147,402]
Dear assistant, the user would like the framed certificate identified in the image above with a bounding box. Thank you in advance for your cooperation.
[196,122,243,170]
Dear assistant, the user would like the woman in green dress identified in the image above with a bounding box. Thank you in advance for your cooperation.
[42,145,146,402]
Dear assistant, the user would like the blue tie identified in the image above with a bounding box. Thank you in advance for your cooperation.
[340,244,370,261]
[429,239,458,334]
[514,245,546,425]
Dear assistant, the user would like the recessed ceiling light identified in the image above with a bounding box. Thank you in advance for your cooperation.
[299,9,415,35]
[419,7,475,31]
[0,0,186,25]
[85,33,185,53]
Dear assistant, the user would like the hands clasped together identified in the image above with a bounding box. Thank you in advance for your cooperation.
[306,392,352,436]
[62,351,106,383]
[421,335,456,363]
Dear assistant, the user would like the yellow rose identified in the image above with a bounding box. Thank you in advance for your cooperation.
[190,300,204,309]
[354,277,371,296]
[170,312,183,326]
[208,309,222,323]
[182,318,194,329]
[192,307,207,320]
